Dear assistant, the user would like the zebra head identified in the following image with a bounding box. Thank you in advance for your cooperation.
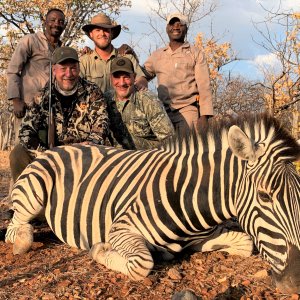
[227,114,300,293]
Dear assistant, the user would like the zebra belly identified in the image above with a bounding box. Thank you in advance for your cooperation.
[44,193,110,250]
[44,214,103,250]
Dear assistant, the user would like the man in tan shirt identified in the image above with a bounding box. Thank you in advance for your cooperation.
[80,13,148,93]
[144,12,214,130]
[7,8,66,137]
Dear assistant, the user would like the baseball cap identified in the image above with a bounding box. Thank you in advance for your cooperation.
[111,57,134,74]
[166,12,188,25]
[52,46,79,64]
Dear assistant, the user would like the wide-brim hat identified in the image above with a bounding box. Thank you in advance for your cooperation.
[82,13,121,40]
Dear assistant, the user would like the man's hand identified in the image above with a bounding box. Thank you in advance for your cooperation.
[197,115,209,128]
[12,98,26,118]
[135,77,148,91]
[79,141,94,145]
[80,46,93,56]
[118,44,139,61]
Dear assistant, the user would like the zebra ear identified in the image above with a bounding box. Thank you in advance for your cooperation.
[228,125,263,162]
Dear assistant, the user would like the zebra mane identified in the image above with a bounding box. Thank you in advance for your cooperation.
[162,112,300,162]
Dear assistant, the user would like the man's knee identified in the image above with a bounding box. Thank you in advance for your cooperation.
[10,144,28,165]
[9,144,33,182]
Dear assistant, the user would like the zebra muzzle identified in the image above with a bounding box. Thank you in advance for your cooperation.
[272,243,300,294]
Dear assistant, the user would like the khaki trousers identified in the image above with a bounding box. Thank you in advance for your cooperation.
[168,105,199,131]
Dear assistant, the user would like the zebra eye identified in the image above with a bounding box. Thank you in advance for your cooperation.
[258,191,272,203]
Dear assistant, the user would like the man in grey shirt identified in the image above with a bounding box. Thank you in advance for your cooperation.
[7,8,66,140]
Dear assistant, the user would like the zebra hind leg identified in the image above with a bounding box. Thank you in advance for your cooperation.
[90,231,154,280]
[191,224,254,257]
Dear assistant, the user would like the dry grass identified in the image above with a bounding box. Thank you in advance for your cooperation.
[0,151,10,172]
[0,150,11,208]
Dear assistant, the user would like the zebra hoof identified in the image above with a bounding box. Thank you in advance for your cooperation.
[90,242,112,264]
[13,224,34,255]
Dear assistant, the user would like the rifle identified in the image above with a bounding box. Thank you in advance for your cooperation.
[48,60,55,149]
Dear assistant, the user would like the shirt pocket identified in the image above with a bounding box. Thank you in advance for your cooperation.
[174,61,193,81]
[35,50,50,59]
[87,69,104,81]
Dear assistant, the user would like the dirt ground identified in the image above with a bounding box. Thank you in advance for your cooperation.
[0,150,299,300]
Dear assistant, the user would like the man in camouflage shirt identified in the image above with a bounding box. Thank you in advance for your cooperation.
[9,47,110,182]
[105,57,175,150]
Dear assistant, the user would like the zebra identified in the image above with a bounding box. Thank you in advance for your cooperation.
[5,113,300,293]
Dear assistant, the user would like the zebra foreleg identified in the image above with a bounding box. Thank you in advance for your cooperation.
[191,225,254,257]
[5,210,36,255]
[90,231,154,280]
[6,223,34,255]
[5,180,45,254]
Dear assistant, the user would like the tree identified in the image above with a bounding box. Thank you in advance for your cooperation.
[214,76,265,116]
[253,4,300,138]
[196,33,266,118]
[144,0,218,53]
[195,35,266,117]
[195,33,238,101]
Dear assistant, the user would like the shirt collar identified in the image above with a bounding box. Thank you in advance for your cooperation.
[38,31,62,48]
[93,47,117,60]
[164,41,190,52]
[77,77,88,97]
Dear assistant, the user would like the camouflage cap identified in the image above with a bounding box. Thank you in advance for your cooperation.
[52,47,79,65]
[111,57,134,74]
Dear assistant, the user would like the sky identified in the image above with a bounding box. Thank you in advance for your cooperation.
[97,0,300,81]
